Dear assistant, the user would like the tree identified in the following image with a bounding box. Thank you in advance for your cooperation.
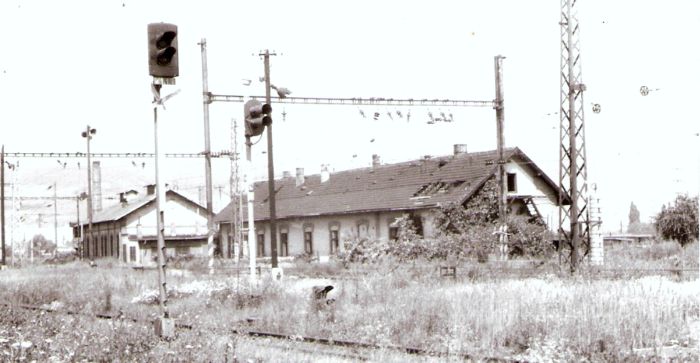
[654,194,699,247]
[627,201,654,234]
[30,234,55,255]
[628,202,640,226]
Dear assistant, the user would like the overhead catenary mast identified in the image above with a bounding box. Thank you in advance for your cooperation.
[558,0,598,271]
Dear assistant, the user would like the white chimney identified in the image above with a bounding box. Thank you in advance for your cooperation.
[295,167,305,187]
[453,144,468,155]
[320,164,330,183]
[372,154,380,169]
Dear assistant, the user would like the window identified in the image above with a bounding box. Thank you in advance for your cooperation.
[122,245,127,262]
[257,233,265,257]
[129,246,136,262]
[304,232,313,254]
[303,224,314,255]
[176,246,189,256]
[409,213,424,237]
[280,232,289,257]
[357,220,369,240]
[109,234,114,257]
[507,172,517,193]
[329,230,339,254]
[329,222,340,254]
[413,181,449,197]
[389,227,399,241]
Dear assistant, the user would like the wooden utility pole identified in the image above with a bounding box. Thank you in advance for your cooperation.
[261,49,279,269]
[494,55,508,260]
[1,145,5,266]
[53,182,57,258]
[494,55,506,221]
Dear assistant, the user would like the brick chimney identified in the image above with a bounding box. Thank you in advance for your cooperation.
[296,167,305,187]
[453,144,468,155]
[146,184,156,195]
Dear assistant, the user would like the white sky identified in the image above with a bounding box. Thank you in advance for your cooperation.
[0,0,698,233]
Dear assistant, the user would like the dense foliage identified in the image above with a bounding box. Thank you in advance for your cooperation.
[655,194,699,247]
[342,177,553,263]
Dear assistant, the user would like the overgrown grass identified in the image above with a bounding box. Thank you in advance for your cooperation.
[604,240,698,272]
[0,242,698,362]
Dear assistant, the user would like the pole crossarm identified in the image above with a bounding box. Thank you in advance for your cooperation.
[3,152,236,159]
[208,93,495,107]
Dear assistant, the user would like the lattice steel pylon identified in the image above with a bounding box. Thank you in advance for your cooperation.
[559,0,591,272]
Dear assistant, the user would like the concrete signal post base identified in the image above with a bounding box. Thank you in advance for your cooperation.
[154,317,176,339]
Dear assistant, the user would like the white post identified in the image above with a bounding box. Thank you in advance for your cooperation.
[246,149,256,280]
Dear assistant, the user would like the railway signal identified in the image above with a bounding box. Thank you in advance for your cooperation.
[243,99,271,137]
[147,23,179,78]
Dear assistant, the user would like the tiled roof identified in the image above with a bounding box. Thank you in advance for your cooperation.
[214,147,556,223]
[87,190,207,225]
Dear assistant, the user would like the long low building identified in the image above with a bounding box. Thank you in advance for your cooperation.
[215,145,564,260]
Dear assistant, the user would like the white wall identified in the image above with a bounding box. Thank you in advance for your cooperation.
[246,210,418,259]
[504,160,560,230]
[122,196,208,238]
[118,194,208,264]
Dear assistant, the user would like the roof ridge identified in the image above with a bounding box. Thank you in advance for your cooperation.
[259,148,505,184]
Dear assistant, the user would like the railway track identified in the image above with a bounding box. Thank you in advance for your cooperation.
[0,300,521,362]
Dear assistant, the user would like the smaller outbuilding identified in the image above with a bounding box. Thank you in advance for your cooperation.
[74,185,212,265]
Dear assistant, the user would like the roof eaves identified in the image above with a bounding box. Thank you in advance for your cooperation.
[230,205,436,224]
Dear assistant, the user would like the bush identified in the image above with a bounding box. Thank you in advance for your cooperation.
[506,216,555,258]
[655,194,699,247]
[434,201,553,260]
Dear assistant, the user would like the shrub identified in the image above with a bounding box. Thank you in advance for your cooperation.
[341,237,390,265]
[506,215,555,258]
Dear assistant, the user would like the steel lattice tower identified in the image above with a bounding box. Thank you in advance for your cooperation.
[559,0,591,271]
